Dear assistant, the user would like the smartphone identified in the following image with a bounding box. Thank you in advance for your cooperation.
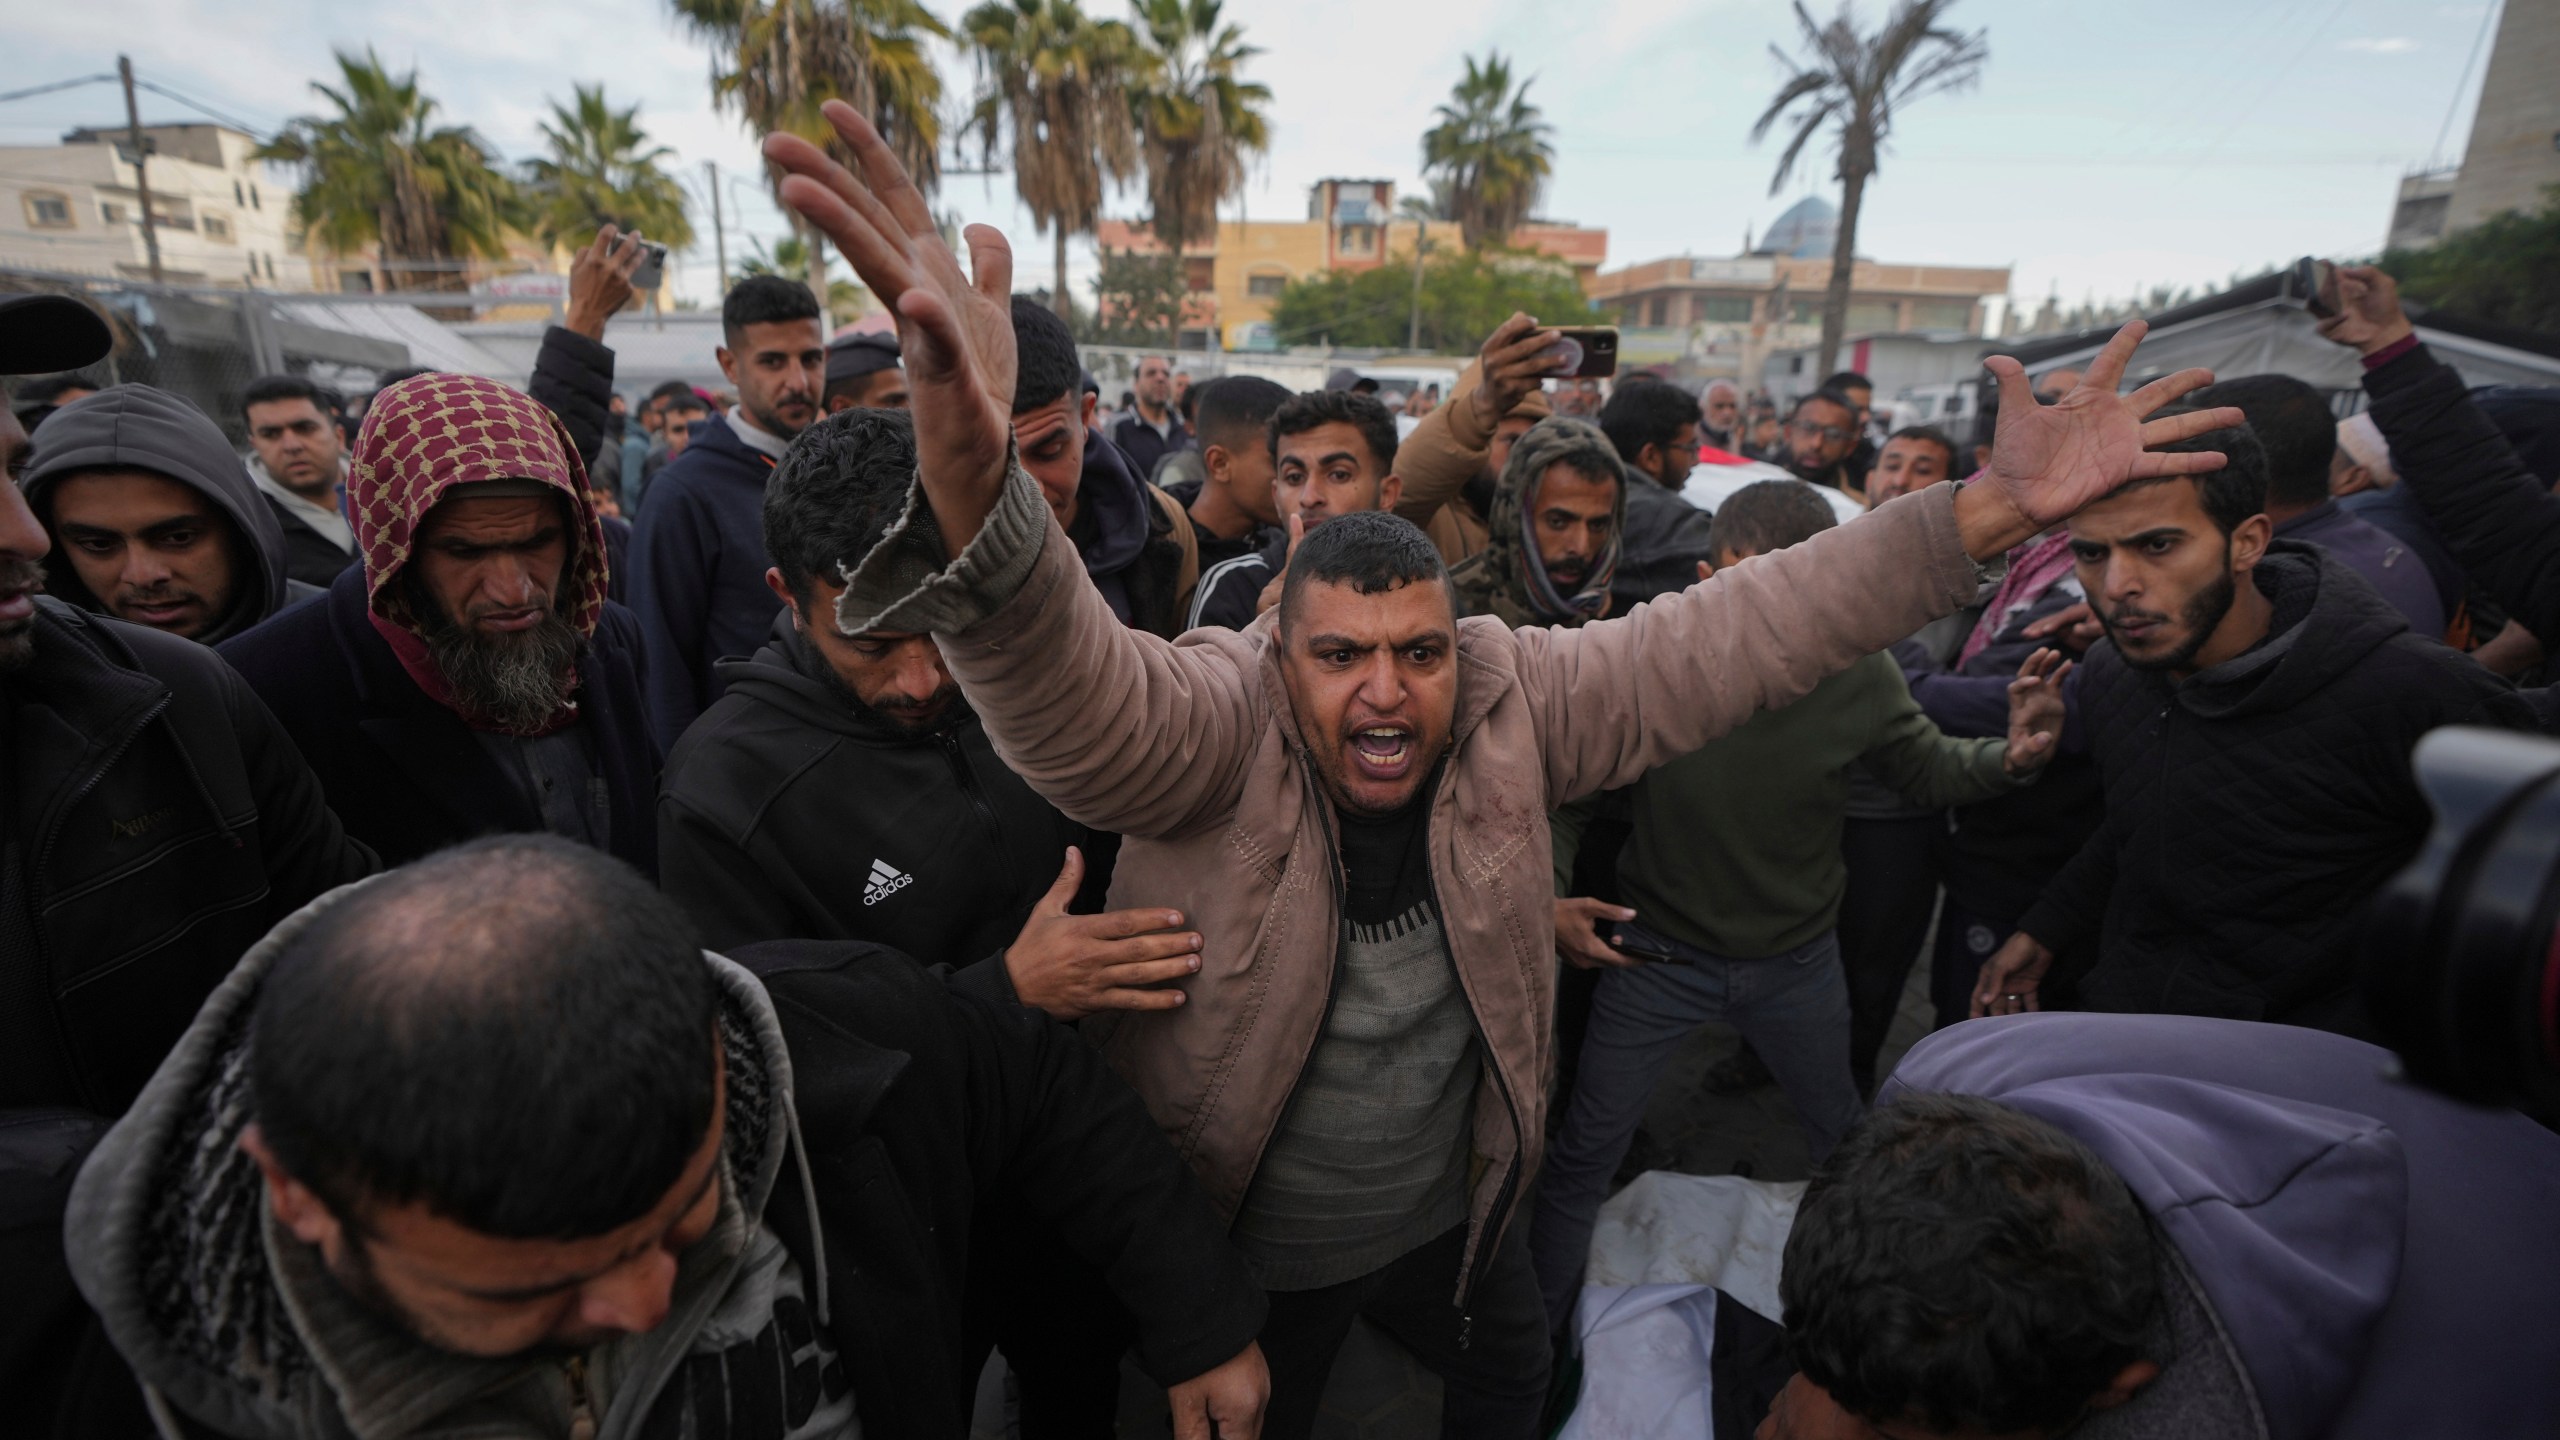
[1601,919,1687,965]
[630,237,670,293]
[2293,257,2339,320]
[1545,327,1620,379]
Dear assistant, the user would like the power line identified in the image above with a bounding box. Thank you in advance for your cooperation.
[131,78,275,140]
[0,74,116,105]
[2427,0,2502,172]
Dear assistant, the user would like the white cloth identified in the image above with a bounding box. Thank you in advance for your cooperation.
[247,458,355,553]
[1558,1285,1717,1440]
[1582,1171,1804,1324]
[729,408,794,463]
[1681,461,1866,527]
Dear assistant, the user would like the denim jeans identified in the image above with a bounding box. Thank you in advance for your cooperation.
[1528,925,1864,1331]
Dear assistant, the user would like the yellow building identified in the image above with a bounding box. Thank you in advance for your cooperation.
[1097,178,1602,351]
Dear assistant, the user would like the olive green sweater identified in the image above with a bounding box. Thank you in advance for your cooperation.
[1554,650,2023,959]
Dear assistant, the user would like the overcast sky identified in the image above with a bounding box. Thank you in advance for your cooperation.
[4,0,2507,319]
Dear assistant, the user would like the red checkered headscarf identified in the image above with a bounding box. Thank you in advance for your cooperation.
[348,372,609,731]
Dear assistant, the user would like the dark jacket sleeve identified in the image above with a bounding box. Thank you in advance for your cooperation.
[629,483,714,749]
[2364,343,2560,638]
[2015,804,2117,956]
[527,326,617,472]
[218,657,378,908]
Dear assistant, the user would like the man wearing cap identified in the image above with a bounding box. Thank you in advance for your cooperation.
[824,329,910,414]
[221,373,659,874]
[21,385,317,645]
[1,293,372,1434]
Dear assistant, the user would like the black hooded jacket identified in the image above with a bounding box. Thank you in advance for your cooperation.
[1071,429,1192,638]
[21,385,312,644]
[2018,544,2532,1034]
[658,619,1115,996]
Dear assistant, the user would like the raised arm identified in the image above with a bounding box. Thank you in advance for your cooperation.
[1521,323,2242,801]
[1392,315,1558,527]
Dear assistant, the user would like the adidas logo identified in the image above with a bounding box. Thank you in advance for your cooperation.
[863,858,913,907]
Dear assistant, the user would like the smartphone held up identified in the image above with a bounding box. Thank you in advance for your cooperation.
[1545,327,1620,379]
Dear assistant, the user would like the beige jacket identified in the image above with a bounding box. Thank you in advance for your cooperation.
[840,464,1980,1298]
[1392,360,1551,568]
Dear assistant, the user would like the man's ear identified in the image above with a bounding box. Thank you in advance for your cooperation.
[1078,392,1098,430]
[238,1124,339,1249]
[1202,442,1231,487]
[2085,1359,2163,1413]
[1378,471,1405,512]
[2229,512,2275,573]
[714,345,741,388]
[763,567,805,627]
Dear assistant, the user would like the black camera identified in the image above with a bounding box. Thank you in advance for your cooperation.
[2364,727,2560,1125]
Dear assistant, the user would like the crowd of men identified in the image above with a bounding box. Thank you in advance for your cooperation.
[3,102,2558,1440]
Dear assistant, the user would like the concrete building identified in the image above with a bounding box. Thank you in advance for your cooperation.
[2387,0,2560,247]
[1586,244,2009,384]
[1094,177,1608,351]
[0,123,307,287]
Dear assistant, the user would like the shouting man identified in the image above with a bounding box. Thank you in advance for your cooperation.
[762,99,2240,1439]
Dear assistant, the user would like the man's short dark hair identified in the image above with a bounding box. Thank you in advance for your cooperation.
[1885,424,1960,472]
[1789,388,1859,423]
[1011,296,1082,415]
[249,837,718,1240]
[1278,509,1448,631]
[1783,1094,2160,1436]
[1707,480,1838,557]
[2129,415,2268,536]
[1194,375,1293,454]
[1269,389,1399,477]
[1822,370,1873,395]
[2191,374,2336,510]
[722,274,823,347]
[647,378,697,407]
[666,391,711,418]
[240,374,322,421]
[1597,380,1697,465]
[766,405,917,609]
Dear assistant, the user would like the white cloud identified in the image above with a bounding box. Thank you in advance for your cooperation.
[2340,36,2420,54]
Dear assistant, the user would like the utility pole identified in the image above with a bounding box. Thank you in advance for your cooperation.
[1406,217,1429,352]
[705,160,728,294]
[118,56,163,284]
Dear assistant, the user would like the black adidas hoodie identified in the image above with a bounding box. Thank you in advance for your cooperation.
[657,616,1117,1000]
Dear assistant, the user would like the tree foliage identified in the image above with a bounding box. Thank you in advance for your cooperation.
[1266,249,1600,352]
[1128,0,1271,259]
[961,0,1142,320]
[523,85,694,251]
[2386,186,2560,337]
[1088,246,1188,348]
[256,49,518,293]
[1421,52,1554,251]
[1751,0,1985,373]
[739,234,868,323]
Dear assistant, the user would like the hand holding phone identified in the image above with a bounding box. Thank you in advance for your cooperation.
[630,236,670,293]
[2293,256,2339,320]
[1545,327,1620,379]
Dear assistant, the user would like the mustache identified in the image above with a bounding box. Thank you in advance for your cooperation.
[0,555,45,596]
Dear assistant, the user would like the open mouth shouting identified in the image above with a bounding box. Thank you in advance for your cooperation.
[1349,723,1415,782]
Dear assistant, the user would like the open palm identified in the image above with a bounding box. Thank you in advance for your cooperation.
[1979,320,2243,531]
[766,102,1018,550]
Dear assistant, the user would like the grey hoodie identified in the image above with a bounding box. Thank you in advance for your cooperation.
[1888,1012,2560,1440]
[62,880,833,1440]
[22,384,310,644]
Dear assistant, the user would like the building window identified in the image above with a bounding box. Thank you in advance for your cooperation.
[23,192,74,229]
[1246,272,1287,298]
[233,179,245,206]
[99,200,127,224]
[1647,297,1669,326]
[340,270,375,294]
[1700,296,1753,323]
[249,182,261,211]
[263,252,277,280]
[202,212,234,243]
[1339,225,1374,255]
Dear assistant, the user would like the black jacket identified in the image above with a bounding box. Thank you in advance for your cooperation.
[1,600,370,1114]
[2018,545,2532,1033]
[2362,341,2560,643]
[217,566,662,874]
[1073,429,1192,638]
[1108,410,1189,484]
[255,493,357,589]
[525,325,617,473]
[1187,526,1285,631]
[742,940,1266,1438]
[659,622,1114,992]
[1614,474,1719,614]
[630,414,784,749]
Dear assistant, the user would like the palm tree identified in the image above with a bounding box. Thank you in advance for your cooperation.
[1752,0,1986,374]
[961,0,1142,322]
[257,49,518,295]
[1128,0,1271,265]
[1420,52,1554,250]
[669,0,948,304]
[523,85,695,256]
[739,234,867,322]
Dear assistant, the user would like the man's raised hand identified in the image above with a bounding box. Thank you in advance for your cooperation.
[2316,264,2417,358]
[766,101,1015,550]
[1467,312,1561,433]
[1954,320,2247,560]
[2003,647,2073,776]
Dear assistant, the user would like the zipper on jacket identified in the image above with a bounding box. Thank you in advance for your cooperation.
[939,733,1003,839]
[1232,759,1353,1202]
[564,1354,596,1440]
[1421,839,1527,1334]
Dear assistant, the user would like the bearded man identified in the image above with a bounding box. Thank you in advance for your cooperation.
[222,372,660,873]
